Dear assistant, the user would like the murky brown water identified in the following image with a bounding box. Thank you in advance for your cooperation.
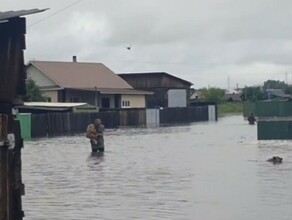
[22,116,292,220]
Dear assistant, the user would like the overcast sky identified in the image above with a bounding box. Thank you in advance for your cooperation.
[2,0,292,88]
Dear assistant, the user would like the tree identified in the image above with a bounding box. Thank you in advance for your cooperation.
[242,86,265,102]
[263,80,288,91]
[23,79,47,102]
[201,87,225,103]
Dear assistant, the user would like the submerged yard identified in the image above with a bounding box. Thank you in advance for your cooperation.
[22,116,292,220]
[219,102,243,116]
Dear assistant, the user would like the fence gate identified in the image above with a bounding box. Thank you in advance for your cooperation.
[146,109,160,127]
[208,105,216,121]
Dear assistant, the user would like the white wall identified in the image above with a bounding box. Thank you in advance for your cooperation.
[121,95,146,108]
[168,89,187,107]
[27,65,58,88]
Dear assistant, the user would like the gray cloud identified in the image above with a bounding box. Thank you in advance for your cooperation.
[2,0,292,88]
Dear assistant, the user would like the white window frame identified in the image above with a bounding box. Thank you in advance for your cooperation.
[122,100,130,107]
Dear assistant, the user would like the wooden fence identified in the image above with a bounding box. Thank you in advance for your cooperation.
[31,111,119,138]
[160,106,208,124]
[30,107,212,138]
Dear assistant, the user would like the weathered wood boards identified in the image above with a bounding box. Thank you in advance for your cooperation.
[0,17,26,103]
[0,16,26,220]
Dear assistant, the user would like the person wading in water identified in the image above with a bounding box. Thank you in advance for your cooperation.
[247,113,256,125]
[86,118,105,152]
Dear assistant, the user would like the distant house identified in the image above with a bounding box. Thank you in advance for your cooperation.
[265,89,292,100]
[224,89,243,102]
[27,59,152,109]
[118,72,193,108]
[190,90,205,101]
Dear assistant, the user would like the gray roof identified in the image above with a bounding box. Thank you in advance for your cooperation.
[225,93,242,101]
[28,61,133,90]
[66,88,154,95]
[119,72,193,86]
[266,89,291,98]
[0,8,47,21]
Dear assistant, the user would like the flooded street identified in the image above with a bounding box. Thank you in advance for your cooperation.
[23,115,292,220]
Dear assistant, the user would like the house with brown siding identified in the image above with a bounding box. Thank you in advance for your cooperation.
[118,72,193,108]
[27,58,152,109]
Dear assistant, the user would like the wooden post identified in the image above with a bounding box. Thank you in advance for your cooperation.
[0,16,26,220]
[0,146,9,220]
[0,114,9,220]
[0,9,46,220]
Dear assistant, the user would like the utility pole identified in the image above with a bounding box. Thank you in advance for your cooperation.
[0,9,46,220]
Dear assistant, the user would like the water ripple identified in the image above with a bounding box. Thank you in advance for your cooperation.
[22,116,292,220]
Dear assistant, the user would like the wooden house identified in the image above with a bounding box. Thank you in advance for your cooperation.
[27,58,152,109]
[119,72,193,108]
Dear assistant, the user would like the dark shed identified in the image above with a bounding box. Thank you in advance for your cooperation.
[119,72,193,108]
[0,8,47,103]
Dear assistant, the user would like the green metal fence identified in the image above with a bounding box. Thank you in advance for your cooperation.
[243,101,292,117]
[243,102,256,117]
[17,113,31,140]
[258,120,292,140]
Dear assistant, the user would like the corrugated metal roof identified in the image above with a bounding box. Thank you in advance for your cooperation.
[24,102,87,108]
[0,8,48,21]
[29,61,133,90]
[75,88,153,95]
[99,88,153,95]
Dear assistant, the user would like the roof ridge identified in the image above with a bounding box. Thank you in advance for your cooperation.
[118,72,193,86]
[30,60,104,65]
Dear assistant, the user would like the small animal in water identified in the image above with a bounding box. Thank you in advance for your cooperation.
[267,156,283,164]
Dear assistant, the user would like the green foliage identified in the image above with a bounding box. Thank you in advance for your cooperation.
[242,86,265,102]
[219,102,243,116]
[263,80,287,90]
[23,79,47,102]
[201,87,225,103]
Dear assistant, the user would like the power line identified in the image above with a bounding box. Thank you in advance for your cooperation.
[100,59,221,66]
[28,0,85,27]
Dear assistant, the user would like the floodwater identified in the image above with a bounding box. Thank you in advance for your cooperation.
[23,115,292,220]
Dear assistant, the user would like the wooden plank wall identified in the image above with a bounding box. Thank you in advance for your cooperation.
[118,109,146,126]
[30,107,209,138]
[160,106,209,124]
[31,111,120,137]
[0,17,26,220]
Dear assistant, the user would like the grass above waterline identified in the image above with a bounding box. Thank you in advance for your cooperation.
[218,102,243,116]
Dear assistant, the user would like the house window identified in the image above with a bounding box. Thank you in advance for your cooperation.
[122,100,130,107]
[70,97,81,103]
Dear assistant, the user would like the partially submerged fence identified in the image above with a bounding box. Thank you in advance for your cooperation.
[18,106,215,139]
[243,101,292,118]
[244,101,292,140]
[30,111,119,138]
[160,106,208,124]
